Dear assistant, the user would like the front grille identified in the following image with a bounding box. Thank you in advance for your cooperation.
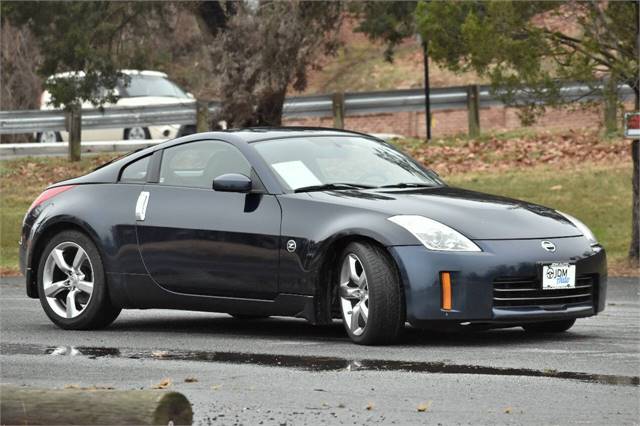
[493,274,595,309]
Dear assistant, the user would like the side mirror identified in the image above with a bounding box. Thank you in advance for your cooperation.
[213,173,252,193]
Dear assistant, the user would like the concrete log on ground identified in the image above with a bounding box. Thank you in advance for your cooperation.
[0,385,193,425]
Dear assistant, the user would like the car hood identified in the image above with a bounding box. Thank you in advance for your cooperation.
[306,186,582,240]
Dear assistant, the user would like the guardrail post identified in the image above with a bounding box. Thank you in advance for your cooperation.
[467,85,480,138]
[332,92,345,129]
[196,100,210,133]
[604,78,618,135]
[65,105,81,162]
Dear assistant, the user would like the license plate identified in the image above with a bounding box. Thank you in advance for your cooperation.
[542,263,576,289]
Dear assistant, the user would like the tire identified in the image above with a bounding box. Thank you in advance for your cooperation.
[36,131,62,143]
[124,127,150,140]
[337,242,405,345]
[229,314,270,320]
[522,319,576,333]
[37,230,121,330]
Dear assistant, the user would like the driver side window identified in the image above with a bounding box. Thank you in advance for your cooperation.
[159,140,251,189]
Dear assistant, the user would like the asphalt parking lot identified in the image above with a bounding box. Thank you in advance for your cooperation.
[1,276,638,425]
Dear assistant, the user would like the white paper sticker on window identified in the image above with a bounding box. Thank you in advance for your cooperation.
[272,161,322,190]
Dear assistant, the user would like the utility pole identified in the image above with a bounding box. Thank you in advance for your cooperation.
[419,35,432,142]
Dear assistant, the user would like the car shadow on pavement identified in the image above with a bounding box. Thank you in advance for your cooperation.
[107,314,594,347]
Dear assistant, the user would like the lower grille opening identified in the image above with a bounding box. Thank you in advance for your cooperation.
[493,274,595,309]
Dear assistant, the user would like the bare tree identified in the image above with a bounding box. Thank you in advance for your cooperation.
[205,1,342,127]
[0,21,42,142]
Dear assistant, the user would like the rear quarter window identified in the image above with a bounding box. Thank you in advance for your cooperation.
[120,155,150,183]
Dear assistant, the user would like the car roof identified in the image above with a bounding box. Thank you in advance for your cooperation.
[217,127,378,143]
[142,127,380,153]
[47,70,168,80]
[53,128,381,187]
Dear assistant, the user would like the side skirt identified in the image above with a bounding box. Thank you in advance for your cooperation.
[107,272,317,322]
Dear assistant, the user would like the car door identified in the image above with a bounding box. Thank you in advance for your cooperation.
[135,139,282,299]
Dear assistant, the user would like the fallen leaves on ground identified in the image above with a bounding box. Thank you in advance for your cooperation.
[211,384,223,390]
[152,378,172,389]
[397,129,629,176]
[417,401,432,412]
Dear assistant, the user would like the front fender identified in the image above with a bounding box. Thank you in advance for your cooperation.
[277,194,413,295]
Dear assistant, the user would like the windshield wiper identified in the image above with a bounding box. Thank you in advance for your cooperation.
[378,182,434,189]
[294,183,375,193]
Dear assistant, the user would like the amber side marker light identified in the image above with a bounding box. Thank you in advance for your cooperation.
[440,272,452,310]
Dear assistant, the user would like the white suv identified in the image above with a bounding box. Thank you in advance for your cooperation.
[37,70,195,143]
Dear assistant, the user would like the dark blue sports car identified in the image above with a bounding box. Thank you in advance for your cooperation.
[19,128,607,345]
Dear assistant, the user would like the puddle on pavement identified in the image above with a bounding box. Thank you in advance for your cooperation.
[2,342,638,387]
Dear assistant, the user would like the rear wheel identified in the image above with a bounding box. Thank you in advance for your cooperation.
[522,319,576,333]
[37,230,120,330]
[338,242,405,345]
[124,127,150,140]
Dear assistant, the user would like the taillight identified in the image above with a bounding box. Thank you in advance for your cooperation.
[28,185,76,213]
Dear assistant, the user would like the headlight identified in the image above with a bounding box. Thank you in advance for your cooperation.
[557,211,598,245]
[388,215,481,252]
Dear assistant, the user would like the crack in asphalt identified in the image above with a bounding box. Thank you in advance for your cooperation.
[2,342,638,387]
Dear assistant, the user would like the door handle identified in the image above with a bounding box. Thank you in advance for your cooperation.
[135,191,150,221]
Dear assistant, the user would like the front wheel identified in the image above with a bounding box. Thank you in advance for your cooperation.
[337,242,405,345]
[36,131,62,143]
[37,230,121,330]
[522,319,576,333]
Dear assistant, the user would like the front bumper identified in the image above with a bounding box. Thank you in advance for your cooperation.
[389,237,607,327]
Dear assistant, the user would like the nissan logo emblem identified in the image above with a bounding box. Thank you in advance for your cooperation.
[286,240,297,253]
[541,241,556,252]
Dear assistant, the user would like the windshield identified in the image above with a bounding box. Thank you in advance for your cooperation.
[253,136,442,191]
[118,75,189,99]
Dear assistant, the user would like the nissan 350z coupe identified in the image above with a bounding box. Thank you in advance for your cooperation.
[19,128,607,345]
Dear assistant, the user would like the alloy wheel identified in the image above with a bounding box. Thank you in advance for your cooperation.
[39,131,58,143]
[42,242,94,319]
[127,127,147,140]
[339,253,369,336]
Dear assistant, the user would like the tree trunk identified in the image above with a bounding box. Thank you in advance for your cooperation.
[65,105,81,162]
[630,0,640,263]
[196,100,210,133]
[0,386,192,425]
[332,92,345,129]
[254,88,286,126]
[467,85,480,138]
[630,138,639,262]
[603,77,618,135]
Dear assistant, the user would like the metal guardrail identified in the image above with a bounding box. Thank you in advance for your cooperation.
[0,140,164,159]
[0,82,634,135]
[282,83,634,117]
[0,133,402,158]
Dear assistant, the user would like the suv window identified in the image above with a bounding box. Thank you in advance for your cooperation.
[159,140,251,189]
[120,155,150,182]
